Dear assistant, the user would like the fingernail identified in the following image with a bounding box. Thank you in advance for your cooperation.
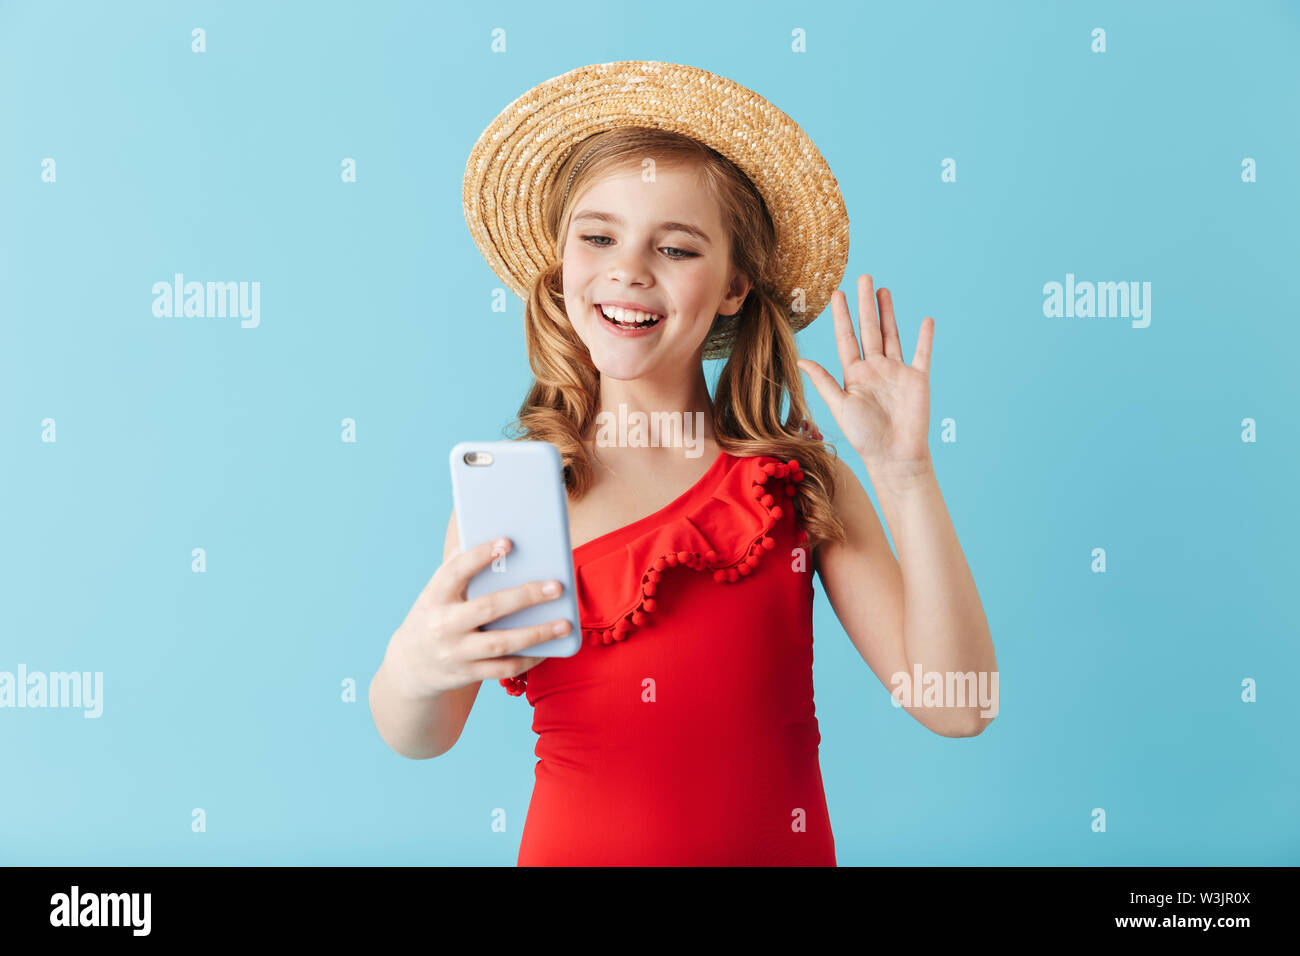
[494,537,508,549]
[542,581,560,596]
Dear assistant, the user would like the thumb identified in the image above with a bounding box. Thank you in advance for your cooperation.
[796,359,842,415]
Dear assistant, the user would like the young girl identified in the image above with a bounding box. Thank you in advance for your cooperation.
[370,61,996,866]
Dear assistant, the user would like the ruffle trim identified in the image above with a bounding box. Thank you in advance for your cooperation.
[500,456,809,697]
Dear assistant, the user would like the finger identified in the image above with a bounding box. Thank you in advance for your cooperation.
[465,654,546,685]
[796,359,845,419]
[879,288,903,362]
[455,576,565,633]
[911,317,934,374]
[463,616,572,664]
[859,274,884,358]
[424,536,512,606]
[830,289,862,373]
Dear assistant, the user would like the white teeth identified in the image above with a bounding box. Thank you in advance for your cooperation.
[600,304,663,327]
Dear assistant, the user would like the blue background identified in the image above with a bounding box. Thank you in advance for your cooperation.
[2,0,1296,865]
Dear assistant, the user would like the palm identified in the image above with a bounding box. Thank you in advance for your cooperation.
[798,275,934,475]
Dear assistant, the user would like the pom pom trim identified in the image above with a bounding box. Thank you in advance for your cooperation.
[500,456,808,697]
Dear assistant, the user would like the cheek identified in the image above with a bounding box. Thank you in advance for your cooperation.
[564,241,597,275]
[561,245,594,290]
[558,242,577,288]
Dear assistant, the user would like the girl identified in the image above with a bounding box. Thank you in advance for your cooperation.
[370,61,996,866]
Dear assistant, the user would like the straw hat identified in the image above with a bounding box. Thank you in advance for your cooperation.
[462,60,850,361]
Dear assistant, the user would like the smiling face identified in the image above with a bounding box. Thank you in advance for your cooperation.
[560,162,750,380]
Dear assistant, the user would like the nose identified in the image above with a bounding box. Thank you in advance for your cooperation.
[606,244,653,287]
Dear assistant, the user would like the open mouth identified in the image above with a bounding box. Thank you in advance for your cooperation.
[597,303,665,330]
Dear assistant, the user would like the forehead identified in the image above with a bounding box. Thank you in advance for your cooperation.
[570,164,723,233]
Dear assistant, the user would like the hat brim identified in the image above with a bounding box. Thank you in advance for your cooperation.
[463,60,849,361]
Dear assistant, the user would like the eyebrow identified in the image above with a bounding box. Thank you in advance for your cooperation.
[571,210,712,246]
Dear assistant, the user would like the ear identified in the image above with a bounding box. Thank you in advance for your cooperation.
[719,271,752,317]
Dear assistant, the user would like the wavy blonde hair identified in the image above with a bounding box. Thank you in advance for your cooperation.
[502,126,846,552]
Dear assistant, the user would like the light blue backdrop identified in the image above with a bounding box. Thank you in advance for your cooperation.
[2,0,1296,865]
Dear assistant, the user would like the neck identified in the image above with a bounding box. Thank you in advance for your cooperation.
[587,365,716,462]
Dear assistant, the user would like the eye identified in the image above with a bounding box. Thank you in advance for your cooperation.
[579,235,698,260]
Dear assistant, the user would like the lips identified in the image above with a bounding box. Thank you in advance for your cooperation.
[596,302,665,333]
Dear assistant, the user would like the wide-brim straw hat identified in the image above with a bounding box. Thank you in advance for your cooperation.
[462,60,850,361]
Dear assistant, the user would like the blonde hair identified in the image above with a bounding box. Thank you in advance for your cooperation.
[503,126,846,552]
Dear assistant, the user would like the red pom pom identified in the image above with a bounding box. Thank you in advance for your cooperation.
[762,462,778,475]
[726,568,739,583]
[745,554,760,568]
[665,554,678,568]
[713,569,726,583]
[653,557,667,571]
[643,582,656,596]
[649,570,661,583]
[643,598,657,612]
[602,632,614,644]
[762,535,775,550]
[631,611,645,625]
[705,550,718,563]
[755,472,768,485]
[770,505,783,520]
[676,550,689,564]
[788,458,800,472]
[761,494,774,507]
[775,463,788,478]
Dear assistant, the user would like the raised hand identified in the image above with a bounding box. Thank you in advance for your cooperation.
[797,274,935,479]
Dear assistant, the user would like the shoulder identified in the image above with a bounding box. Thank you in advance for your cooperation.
[827,455,858,500]
[824,454,871,518]
[819,453,886,557]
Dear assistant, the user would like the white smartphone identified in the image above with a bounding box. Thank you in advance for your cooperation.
[448,440,581,658]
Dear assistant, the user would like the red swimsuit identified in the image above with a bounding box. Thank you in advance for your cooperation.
[500,452,836,866]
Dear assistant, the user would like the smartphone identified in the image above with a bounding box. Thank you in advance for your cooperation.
[448,440,581,658]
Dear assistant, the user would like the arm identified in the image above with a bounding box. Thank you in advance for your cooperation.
[816,455,996,737]
[368,509,482,759]
[800,275,997,738]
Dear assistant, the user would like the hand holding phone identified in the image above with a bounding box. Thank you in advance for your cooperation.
[447,440,581,657]
[385,535,572,698]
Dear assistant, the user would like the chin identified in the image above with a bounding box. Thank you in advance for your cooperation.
[588,352,651,381]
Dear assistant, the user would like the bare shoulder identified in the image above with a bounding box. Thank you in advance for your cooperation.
[826,454,878,531]
[809,455,867,574]
[812,452,907,690]
[827,454,861,504]
[816,453,891,572]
